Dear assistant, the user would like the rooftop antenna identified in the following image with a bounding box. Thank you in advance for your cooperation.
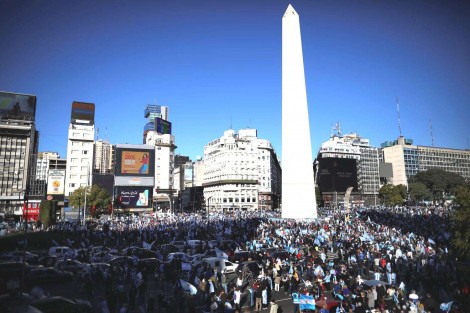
[230,116,233,130]
[396,97,402,137]
[104,125,108,141]
[95,127,99,141]
[429,119,435,147]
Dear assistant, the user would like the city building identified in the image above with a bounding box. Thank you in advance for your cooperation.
[316,124,380,207]
[203,128,281,212]
[381,136,470,186]
[144,131,176,210]
[64,102,95,197]
[94,139,114,174]
[0,91,39,219]
[36,152,61,180]
[114,144,155,213]
[282,4,317,218]
[143,104,168,143]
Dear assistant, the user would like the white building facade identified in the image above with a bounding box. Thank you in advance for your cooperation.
[381,136,470,186]
[203,129,281,212]
[65,123,94,197]
[145,131,176,208]
[94,139,113,174]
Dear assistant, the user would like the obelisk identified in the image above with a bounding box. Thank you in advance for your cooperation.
[282,4,317,219]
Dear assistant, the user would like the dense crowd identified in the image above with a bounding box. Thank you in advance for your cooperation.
[1,205,468,313]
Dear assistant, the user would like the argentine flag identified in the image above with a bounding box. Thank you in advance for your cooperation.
[299,294,315,311]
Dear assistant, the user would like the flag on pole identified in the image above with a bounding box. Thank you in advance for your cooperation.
[299,294,315,311]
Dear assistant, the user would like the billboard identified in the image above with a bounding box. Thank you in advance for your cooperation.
[71,101,95,124]
[115,148,155,177]
[155,117,172,135]
[0,91,37,121]
[379,163,393,178]
[317,157,358,193]
[47,170,66,195]
[116,186,153,209]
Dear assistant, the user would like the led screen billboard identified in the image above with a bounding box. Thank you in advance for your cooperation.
[155,117,172,135]
[116,186,153,209]
[0,91,37,121]
[71,101,95,124]
[317,157,358,192]
[115,148,155,177]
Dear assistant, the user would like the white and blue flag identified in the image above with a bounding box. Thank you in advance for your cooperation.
[299,294,315,311]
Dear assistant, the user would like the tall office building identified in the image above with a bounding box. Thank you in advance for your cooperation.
[0,92,38,218]
[381,136,470,186]
[316,124,380,206]
[94,139,113,174]
[203,128,281,211]
[282,4,317,218]
[65,102,95,197]
[143,104,169,143]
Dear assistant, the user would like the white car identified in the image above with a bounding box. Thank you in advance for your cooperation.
[48,246,75,258]
[186,240,206,250]
[189,254,206,267]
[166,252,192,263]
[202,257,237,274]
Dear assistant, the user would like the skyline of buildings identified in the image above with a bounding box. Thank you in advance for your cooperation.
[1,89,469,219]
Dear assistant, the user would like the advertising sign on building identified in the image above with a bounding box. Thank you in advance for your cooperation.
[47,170,66,195]
[116,186,153,209]
[0,91,37,121]
[114,176,154,186]
[155,117,172,135]
[71,101,95,124]
[115,148,155,177]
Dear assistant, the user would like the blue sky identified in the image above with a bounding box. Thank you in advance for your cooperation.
[1,0,469,161]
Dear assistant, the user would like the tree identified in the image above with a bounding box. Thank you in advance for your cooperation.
[411,169,466,203]
[379,184,407,206]
[408,182,431,204]
[39,200,58,227]
[68,185,111,216]
[452,185,470,261]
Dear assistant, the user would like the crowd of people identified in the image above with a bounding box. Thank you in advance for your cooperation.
[2,204,468,313]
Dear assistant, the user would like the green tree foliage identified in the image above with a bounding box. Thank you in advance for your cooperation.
[68,185,111,216]
[411,169,465,202]
[379,184,407,206]
[408,182,432,203]
[39,200,52,228]
[452,185,470,261]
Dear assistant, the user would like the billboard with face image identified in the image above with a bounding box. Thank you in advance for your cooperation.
[115,147,155,177]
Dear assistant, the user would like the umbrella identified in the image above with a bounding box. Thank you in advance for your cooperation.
[362,279,390,287]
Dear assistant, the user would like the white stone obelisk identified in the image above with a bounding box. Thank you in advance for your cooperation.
[282,4,317,219]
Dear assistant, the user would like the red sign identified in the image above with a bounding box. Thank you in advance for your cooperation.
[23,203,40,221]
